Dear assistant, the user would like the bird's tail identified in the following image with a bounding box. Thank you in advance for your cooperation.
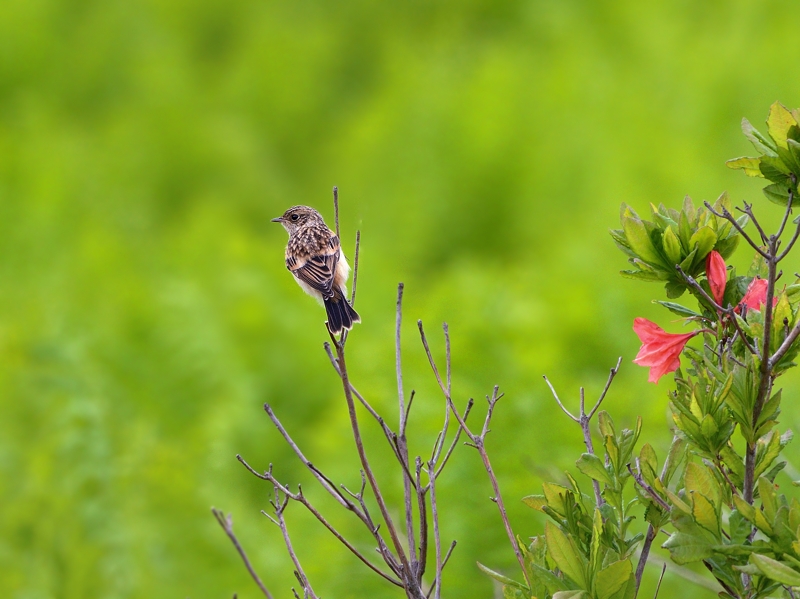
[325,295,361,335]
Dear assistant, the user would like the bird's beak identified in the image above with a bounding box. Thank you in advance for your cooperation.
[270,217,283,223]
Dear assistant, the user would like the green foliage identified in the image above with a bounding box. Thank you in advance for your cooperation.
[493,414,640,599]
[611,196,744,299]
[728,103,800,206]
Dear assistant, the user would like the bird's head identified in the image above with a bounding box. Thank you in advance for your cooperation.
[271,205,324,234]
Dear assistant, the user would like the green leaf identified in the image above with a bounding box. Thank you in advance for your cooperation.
[619,268,663,282]
[542,483,571,516]
[598,411,615,439]
[576,453,613,486]
[595,560,632,599]
[729,510,751,544]
[530,563,570,594]
[691,492,720,539]
[732,495,756,524]
[502,586,527,599]
[726,156,763,177]
[750,553,800,586]
[758,476,777,522]
[638,443,658,482]
[590,508,602,571]
[763,183,792,206]
[700,414,719,439]
[476,562,527,589]
[688,226,717,265]
[662,436,688,486]
[662,532,713,564]
[553,592,590,599]
[654,301,703,319]
[664,488,692,515]
[522,495,547,511]
[665,280,686,299]
[545,522,587,588]
[741,118,778,156]
[662,226,682,266]
[621,215,664,267]
[684,462,721,508]
[767,101,798,150]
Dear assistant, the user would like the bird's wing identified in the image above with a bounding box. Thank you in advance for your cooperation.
[288,236,340,300]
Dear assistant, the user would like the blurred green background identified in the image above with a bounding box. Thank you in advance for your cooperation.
[3,1,800,597]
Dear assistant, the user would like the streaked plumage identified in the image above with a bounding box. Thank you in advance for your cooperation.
[272,205,360,334]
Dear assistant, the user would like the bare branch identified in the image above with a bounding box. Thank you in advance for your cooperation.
[331,337,413,580]
[771,318,800,367]
[635,525,658,594]
[627,462,671,512]
[444,385,529,587]
[704,201,769,258]
[418,320,448,397]
[350,230,361,306]
[776,185,795,240]
[415,457,429,579]
[332,186,340,241]
[212,508,274,599]
[427,458,443,599]
[542,375,579,422]
[259,408,354,511]
[266,491,318,599]
[435,399,474,478]
[588,357,622,417]
[394,283,418,566]
[738,201,770,245]
[653,563,667,599]
[251,464,403,587]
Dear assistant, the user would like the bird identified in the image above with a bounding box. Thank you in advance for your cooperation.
[272,205,360,335]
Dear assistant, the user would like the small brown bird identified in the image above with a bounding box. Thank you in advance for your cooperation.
[272,205,360,334]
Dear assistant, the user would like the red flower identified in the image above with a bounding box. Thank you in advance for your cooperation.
[736,278,775,314]
[705,250,727,307]
[633,318,699,383]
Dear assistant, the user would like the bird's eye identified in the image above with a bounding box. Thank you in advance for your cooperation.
[290,214,299,221]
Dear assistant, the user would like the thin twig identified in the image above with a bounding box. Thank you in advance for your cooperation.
[636,486,672,599]
[432,324,453,464]
[746,234,778,503]
[265,491,318,599]
[771,319,800,367]
[738,201,770,245]
[331,336,415,587]
[428,459,443,599]
[333,186,340,241]
[258,408,354,511]
[775,186,795,240]
[321,343,418,488]
[627,462,671,512]
[252,467,403,587]
[212,508,275,599]
[542,376,578,422]
[589,357,623,418]
[435,399,473,478]
[417,321,448,397]
[350,230,361,306]
[704,201,769,259]
[778,217,800,262]
[394,283,417,566]
[441,387,532,588]
[415,457,429,580]
[578,389,604,508]
[653,563,667,599]
[635,525,658,594]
